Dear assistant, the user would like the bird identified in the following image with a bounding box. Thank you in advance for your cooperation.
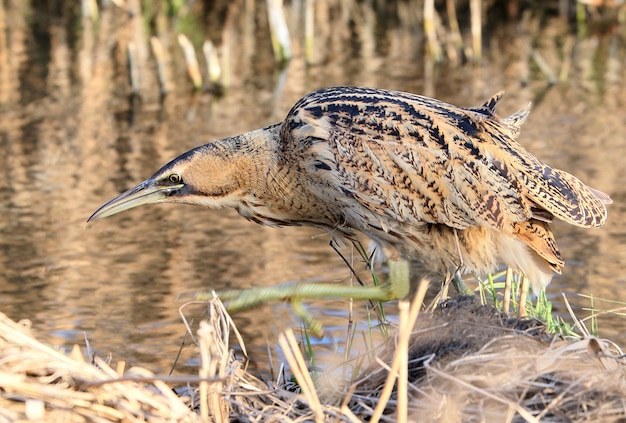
[88,86,611,312]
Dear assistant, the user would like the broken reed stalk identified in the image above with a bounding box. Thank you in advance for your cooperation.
[424,0,442,61]
[267,0,292,64]
[370,280,429,423]
[396,301,409,423]
[81,0,99,20]
[150,36,168,95]
[559,35,575,82]
[220,24,233,88]
[202,40,222,85]
[198,320,229,421]
[445,0,463,51]
[305,0,315,65]
[127,42,141,94]
[177,33,202,90]
[278,329,324,423]
[576,2,588,38]
[470,0,482,61]
[531,48,558,84]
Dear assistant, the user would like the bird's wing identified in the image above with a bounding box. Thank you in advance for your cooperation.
[494,135,611,228]
[283,87,534,231]
[283,86,610,231]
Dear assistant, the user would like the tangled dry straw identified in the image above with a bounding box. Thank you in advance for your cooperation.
[348,295,626,422]
[1,293,625,422]
[0,313,199,422]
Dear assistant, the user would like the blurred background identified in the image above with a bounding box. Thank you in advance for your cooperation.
[0,0,624,375]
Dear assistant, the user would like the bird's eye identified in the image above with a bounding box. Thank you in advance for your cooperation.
[168,174,182,184]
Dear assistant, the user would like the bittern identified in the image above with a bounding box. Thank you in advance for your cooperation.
[89,86,611,315]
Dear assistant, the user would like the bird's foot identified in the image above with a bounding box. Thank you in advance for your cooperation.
[451,271,473,296]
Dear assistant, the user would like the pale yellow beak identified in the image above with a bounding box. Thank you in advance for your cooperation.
[87,180,184,221]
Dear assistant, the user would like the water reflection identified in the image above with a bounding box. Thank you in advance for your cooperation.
[0,1,624,374]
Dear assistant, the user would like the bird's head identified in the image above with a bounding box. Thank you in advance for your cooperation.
[87,141,250,222]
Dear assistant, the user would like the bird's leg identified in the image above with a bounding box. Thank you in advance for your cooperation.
[341,240,410,324]
[440,271,452,299]
[350,240,410,305]
[347,241,387,323]
[451,271,472,296]
[331,239,368,288]
[451,229,473,296]
[443,264,472,296]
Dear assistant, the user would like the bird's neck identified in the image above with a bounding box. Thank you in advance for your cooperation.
[209,123,283,200]
[218,123,320,226]
[214,123,282,191]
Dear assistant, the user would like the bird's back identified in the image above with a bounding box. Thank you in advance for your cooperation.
[276,86,610,289]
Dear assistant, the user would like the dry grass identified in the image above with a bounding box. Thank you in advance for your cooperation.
[0,313,196,421]
[348,295,626,422]
[1,289,626,422]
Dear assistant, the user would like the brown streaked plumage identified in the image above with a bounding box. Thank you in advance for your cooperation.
[88,86,611,294]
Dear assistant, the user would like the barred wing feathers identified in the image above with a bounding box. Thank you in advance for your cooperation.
[282,86,610,275]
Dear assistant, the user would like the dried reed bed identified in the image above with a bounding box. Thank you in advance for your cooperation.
[1,293,626,422]
[0,312,200,422]
[349,295,626,422]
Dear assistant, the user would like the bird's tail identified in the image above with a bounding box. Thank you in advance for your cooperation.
[519,163,611,228]
[490,96,612,228]
[512,219,563,272]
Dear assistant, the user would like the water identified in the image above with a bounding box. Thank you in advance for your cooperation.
[0,2,624,374]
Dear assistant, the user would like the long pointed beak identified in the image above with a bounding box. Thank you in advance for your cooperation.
[87,180,184,222]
